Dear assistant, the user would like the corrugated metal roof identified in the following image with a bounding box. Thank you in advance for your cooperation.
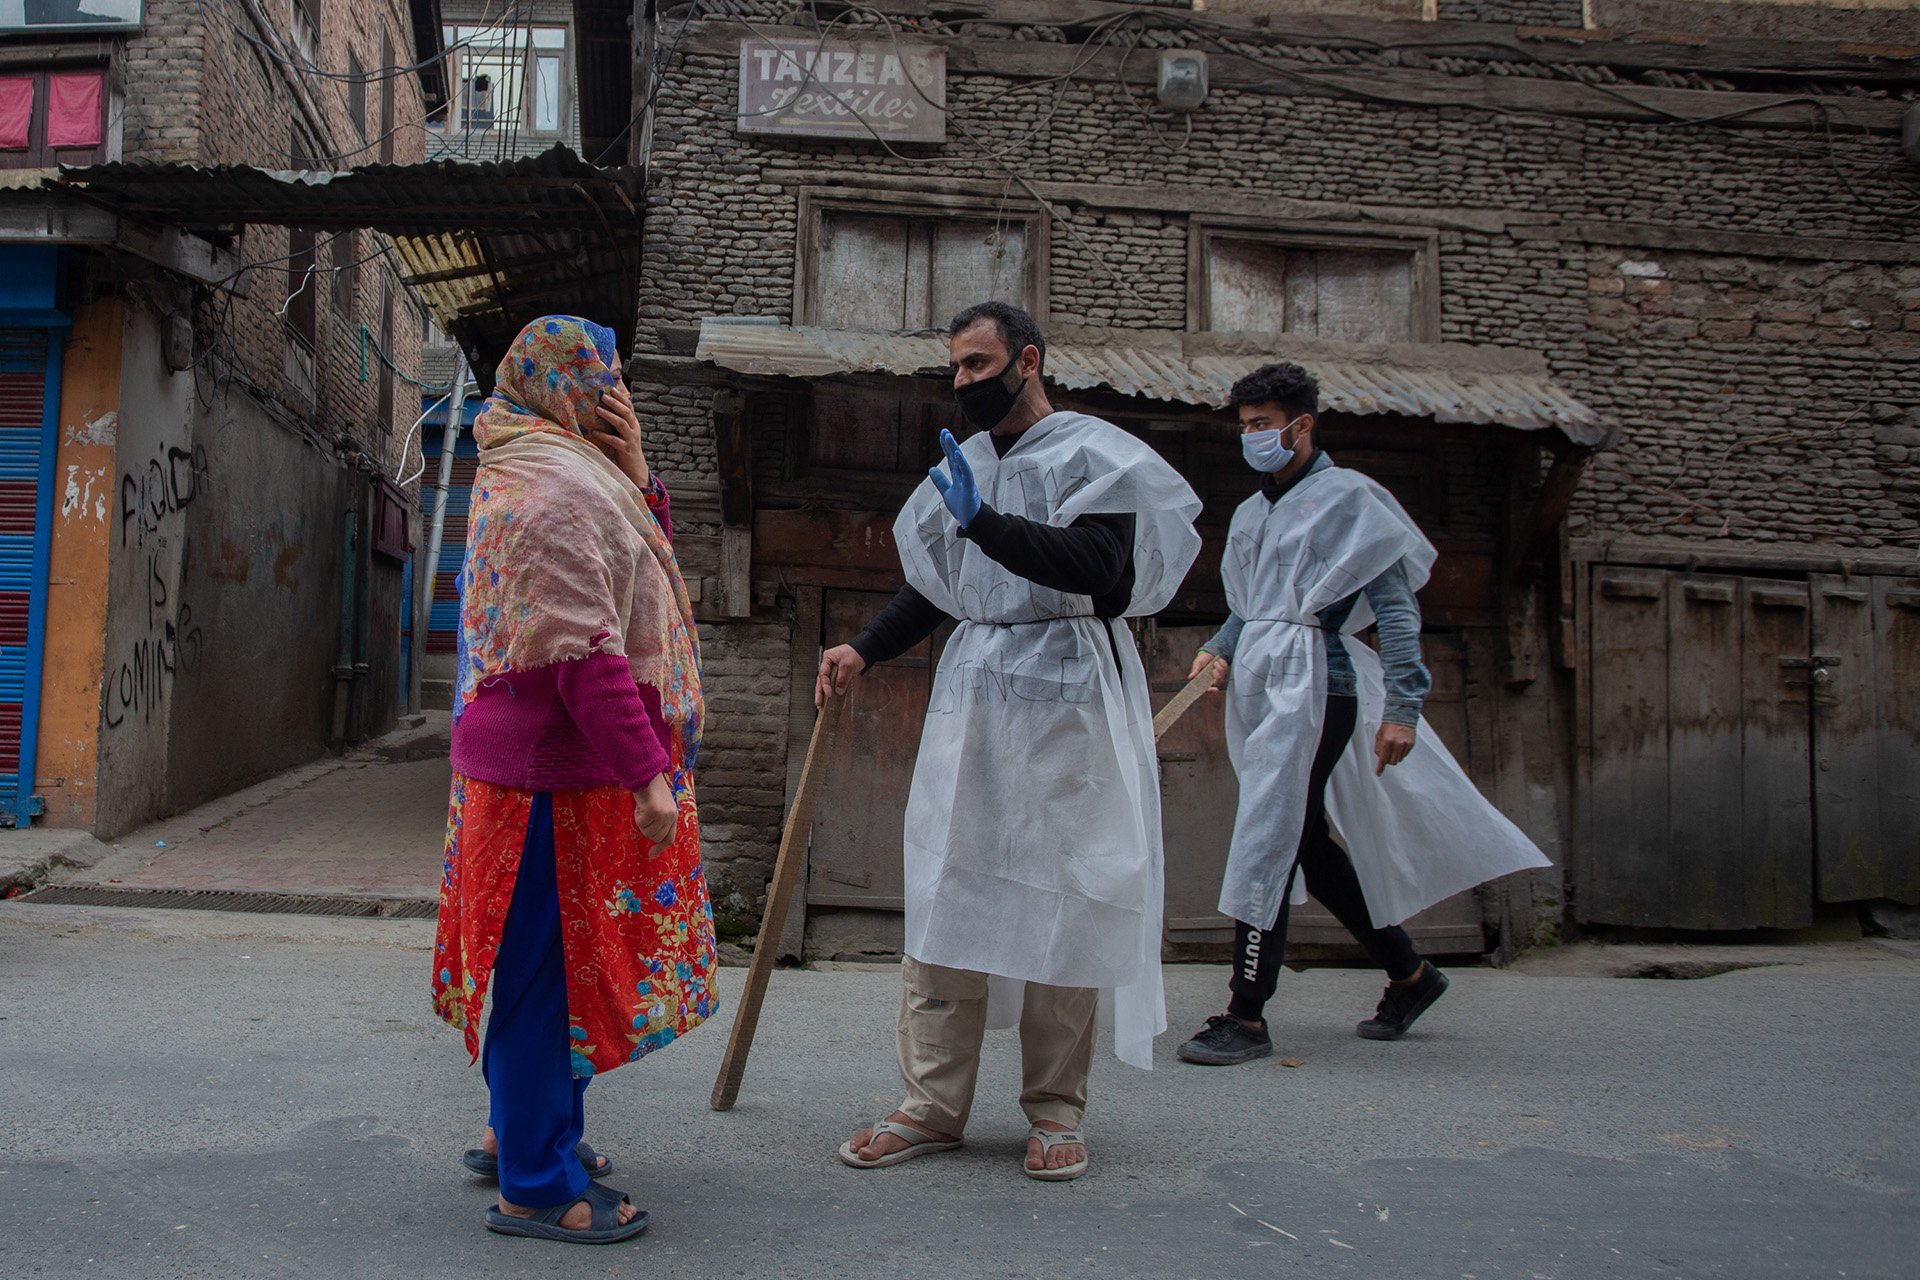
[51,147,641,393]
[693,321,1611,445]
[53,145,637,235]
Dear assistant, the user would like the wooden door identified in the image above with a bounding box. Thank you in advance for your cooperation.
[1738,579,1815,928]
[1812,576,1920,905]
[1146,623,1241,941]
[1146,622,1489,955]
[805,590,949,912]
[1580,568,1813,929]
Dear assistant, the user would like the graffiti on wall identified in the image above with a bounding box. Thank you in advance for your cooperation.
[105,443,209,730]
[119,443,208,550]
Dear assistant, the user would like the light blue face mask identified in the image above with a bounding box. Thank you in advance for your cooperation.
[1241,422,1299,473]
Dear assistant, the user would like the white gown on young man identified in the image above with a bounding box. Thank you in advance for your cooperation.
[1218,465,1550,934]
[893,412,1202,1070]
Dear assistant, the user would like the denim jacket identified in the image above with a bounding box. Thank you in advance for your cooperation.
[1200,452,1430,727]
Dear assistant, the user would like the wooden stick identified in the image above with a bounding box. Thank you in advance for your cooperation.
[710,688,846,1112]
[1153,662,1223,742]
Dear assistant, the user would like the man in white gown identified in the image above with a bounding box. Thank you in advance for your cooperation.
[1176,362,1550,1067]
[818,302,1201,1179]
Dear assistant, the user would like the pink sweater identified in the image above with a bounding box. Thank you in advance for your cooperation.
[450,477,677,793]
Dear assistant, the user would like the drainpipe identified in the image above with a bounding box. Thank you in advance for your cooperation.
[352,467,372,697]
[330,502,360,749]
[415,353,471,700]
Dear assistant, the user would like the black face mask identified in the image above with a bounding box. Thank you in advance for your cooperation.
[953,353,1026,430]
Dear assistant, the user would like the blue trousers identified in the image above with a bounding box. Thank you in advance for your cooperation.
[481,792,591,1209]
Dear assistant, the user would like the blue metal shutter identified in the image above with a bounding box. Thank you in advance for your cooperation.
[418,427,477,655]
[0,328,59,824]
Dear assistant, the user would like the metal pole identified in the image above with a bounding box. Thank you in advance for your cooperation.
[415,354,470,710]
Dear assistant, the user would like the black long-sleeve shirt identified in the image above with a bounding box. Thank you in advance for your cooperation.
[849,433,1138,668]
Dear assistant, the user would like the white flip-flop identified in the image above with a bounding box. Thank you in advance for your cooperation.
[1023,1126,1089,1182]
[837,1119,963,1169]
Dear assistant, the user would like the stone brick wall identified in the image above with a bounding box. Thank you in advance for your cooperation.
[119,0,207,164]
[632,10,1920,921]
[1436,0,1585,26]
[692,614,797,934]
[1575,250,1920,546]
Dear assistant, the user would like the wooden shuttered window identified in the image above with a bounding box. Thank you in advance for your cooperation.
[810,211,1030,332]
[1194,227,1438,343]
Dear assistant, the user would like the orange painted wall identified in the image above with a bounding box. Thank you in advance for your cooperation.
[34,300,122,829]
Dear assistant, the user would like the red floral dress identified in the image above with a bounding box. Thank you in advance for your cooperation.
[431,760,718,1077]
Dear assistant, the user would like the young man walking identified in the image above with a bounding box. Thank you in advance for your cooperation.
[1177,362,1549,1067]
[819,302,1201,1177]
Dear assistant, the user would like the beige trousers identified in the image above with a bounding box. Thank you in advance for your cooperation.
[894,956,1098,1137]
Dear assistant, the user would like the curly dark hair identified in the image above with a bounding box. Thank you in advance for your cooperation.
[949,300,1046,373]
[1228,362,1318,417]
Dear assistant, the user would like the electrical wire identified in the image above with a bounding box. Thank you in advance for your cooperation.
[397,378,480,486]
[761,3,1919,223]
[589,1,713,166]
[677,5,1166,307]
[199,0,501,86]
[361,323,454,392]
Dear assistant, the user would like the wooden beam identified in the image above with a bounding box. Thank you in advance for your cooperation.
[1514,447,1592,580]
[713,389,753,527]
[1514,220,1920,266]
[1569,538,1920,579]
[764,3,1920,81]
[720,525,753,618]
[113,222,248,288]
[754,507,903,576]
[632,0,656,173]
[677,22,1906,130]
[767,167,1536,234]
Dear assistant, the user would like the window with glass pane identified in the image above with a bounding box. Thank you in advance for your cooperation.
[347,52,366,140]
[332,230,356,318]
[442,25,566,133]
[533,55,561,132]
[286,228,318,350]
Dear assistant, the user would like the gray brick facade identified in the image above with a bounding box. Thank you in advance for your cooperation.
[631,6,1920,942]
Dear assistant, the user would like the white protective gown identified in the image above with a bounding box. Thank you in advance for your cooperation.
[1218,464,1550,933]
[894,411,1202,1069]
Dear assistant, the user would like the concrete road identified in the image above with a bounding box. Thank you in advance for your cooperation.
[2,903,1915,1280]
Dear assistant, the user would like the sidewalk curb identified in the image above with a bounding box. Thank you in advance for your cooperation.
[0,829,115,895]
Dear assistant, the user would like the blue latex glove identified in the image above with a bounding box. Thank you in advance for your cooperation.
[928,428,982,527]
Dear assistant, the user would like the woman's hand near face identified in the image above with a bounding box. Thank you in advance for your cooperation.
[592,378,651,491]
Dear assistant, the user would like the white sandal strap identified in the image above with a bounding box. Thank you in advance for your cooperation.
[1029,1128,1085,1150]
[873,1119,944,1146]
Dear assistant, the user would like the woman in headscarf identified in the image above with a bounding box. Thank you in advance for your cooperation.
[430,316,714,1245]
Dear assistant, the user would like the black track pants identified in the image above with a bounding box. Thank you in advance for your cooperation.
[1226,694,1422,1022]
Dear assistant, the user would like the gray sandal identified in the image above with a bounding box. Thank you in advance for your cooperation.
[462,1140,612,1182]
[1024,1126,1089,1182]
[484,1181,649,1244]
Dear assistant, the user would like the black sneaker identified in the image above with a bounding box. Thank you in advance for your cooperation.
[1176,1014,1274,1065]
[1357,964,1449,1040]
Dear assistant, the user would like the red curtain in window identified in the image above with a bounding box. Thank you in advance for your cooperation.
[46,72,103,150]
[0,79,30,152]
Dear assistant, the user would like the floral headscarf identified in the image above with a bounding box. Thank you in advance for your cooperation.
[455,316,703,766]
[476,315,621,447]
